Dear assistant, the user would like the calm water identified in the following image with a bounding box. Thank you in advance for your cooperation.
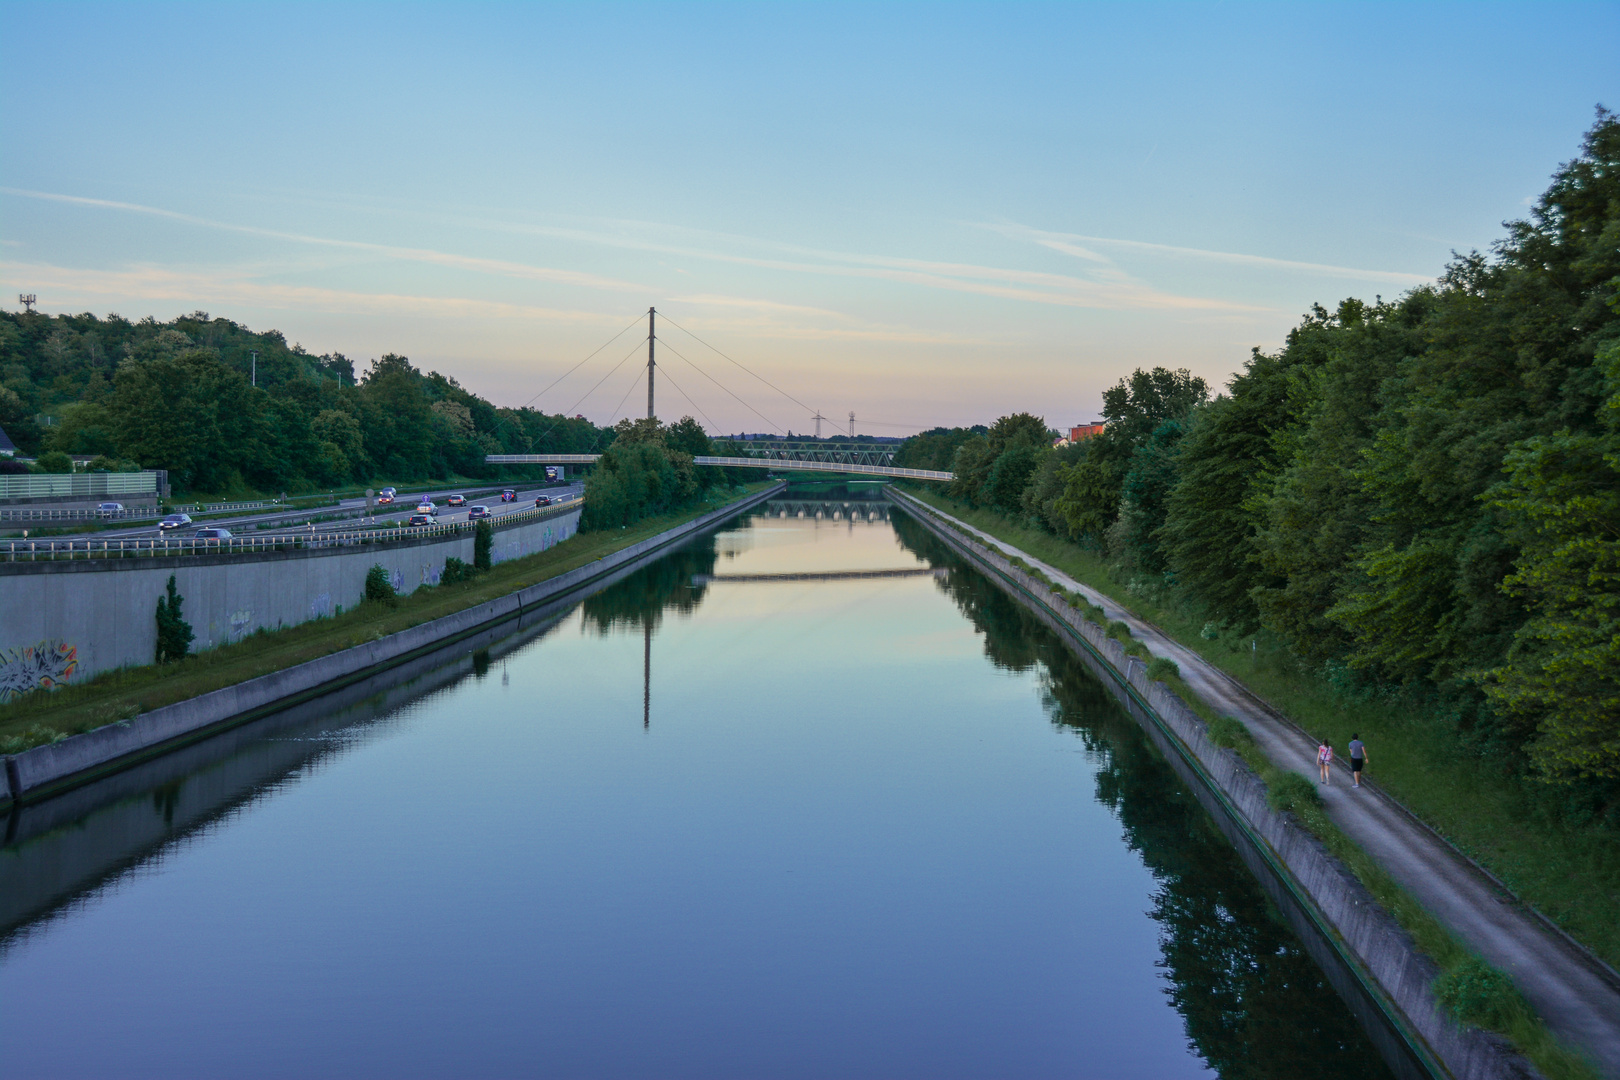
[0,487,1396,1079]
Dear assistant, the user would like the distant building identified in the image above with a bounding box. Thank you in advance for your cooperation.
[0,424,16,457]
[1069,422,1106,442]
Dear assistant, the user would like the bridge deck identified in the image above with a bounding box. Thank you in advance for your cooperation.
[485,454,952,482]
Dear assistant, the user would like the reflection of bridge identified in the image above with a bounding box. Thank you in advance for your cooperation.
[764,497,896,522]
[693,567,944,584]
[485,453,951,482]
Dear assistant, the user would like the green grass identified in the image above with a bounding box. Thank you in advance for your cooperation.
[904,486,1604,1079]
[0,483,772,750]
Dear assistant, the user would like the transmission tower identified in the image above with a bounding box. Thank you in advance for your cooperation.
[849,411,855,438]
[812,411,826,438]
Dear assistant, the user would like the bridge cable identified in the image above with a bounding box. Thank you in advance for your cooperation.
[653,363,725,436]
[655,312,821,424]
[655,336,786,435]
[529,334,648,450]
[485,312,648,440]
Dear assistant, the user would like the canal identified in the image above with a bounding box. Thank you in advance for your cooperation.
[0,486,1397,1079]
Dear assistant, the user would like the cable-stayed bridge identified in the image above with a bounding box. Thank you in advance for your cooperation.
[492,307,958,480]
[485,453,951,481]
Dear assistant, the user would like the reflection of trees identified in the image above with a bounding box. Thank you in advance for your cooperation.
[892,508,1394,1080]
[579,533,723,634]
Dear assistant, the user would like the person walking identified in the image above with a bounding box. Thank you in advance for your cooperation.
[1349,733,1368,788]
[1317,738,1333,784]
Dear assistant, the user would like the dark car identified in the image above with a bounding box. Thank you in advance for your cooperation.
[535,495,551,507]
[408,513,433,527]
[96,501,124,518]
[158,513,193,531]
[193,527,232,540]
[447,493,466,507]
[467,505,491,520]
[500,489,516,502]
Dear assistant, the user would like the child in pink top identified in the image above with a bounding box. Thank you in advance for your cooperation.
[1317,739,1333,784]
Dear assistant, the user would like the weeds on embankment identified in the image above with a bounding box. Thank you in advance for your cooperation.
[0,484,772,751]
[910,488,1603,1080]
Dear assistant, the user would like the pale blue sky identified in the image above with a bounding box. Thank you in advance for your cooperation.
[3,3,1615,434]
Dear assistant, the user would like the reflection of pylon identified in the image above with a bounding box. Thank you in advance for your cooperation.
[812,411,826,438]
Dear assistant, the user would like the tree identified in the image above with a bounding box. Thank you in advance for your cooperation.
[1482,341,1620,778]
[154,575,194,663]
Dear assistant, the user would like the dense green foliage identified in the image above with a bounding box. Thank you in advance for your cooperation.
[363,564,397,604]
[154,575,194,664]
[580,415,734,531]
[907,112,1620,787]
[0,310,614,494]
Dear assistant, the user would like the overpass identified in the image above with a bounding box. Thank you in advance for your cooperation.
[485,453,952,482]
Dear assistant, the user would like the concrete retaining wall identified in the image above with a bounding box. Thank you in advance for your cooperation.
[0,507,581,691]
[892,489,1534,1080]
[1,484,782,807]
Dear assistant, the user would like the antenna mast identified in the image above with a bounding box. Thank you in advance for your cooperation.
[18,294,36,313]
[646,307,656,420]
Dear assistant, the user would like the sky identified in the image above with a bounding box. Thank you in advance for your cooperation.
[2,3,1616,436]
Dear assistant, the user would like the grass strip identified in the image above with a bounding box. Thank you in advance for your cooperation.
[905,485,1601,1079]
[0,483,772,748]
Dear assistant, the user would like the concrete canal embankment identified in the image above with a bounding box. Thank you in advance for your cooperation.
[0,483,784,809]
[0,504,583,686]
[892,487,1535,1080]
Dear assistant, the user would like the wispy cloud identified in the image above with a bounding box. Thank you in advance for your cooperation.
[1,187,649,293]
[986,222,1434,285]
[0,262,616,323]
[482,217,1268,313]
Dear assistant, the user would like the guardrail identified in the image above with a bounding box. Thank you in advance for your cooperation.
[2,498,582,563]
[0,507,162,523]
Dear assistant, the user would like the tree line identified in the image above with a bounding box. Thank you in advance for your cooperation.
[0,310,614,493]
[900,111,1620,785]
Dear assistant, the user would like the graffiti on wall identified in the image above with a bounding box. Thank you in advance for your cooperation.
[0,640,79,703]
[229,609,254,641]
[309,593,333,619]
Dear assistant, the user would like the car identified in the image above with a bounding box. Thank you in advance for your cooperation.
[500,489,516,502]
[376,493,395,505]
[416,501,437,516]
[447,493,466,507]
[158,513,193,532]
[96,502,124,518]
[380,487,397,497]
[467,505,491,520]
[193,527,233,540]
[408,513,433,527]
[535,495,551,507]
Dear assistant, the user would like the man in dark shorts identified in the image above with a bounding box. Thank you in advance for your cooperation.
[1349,734,1368,788]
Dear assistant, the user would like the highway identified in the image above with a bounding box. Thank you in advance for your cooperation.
[37,482,582,541]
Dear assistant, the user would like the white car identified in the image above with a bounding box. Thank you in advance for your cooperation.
[416,500,437,516]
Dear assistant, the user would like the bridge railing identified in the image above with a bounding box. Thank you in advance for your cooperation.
[2,499,581,564]
[485,453,952,482]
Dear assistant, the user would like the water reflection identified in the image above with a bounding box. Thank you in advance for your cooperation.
[891,511,1395,1080]
[0,486,1401,1079]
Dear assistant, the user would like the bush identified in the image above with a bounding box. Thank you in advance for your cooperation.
[441,555,474,585]
[1435,955,1529,1032]
[473,520,492,570]
[154,574,194,664]
[1146,655,1180,681]
[1206,713,1254,750]
[1265,769,1323,815]
[35,450,73,473]
[1106,620,1133,641]
[364,564,396,603]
